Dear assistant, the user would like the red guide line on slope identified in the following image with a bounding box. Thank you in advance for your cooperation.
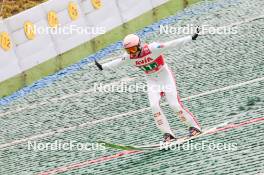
[38,117,264,175]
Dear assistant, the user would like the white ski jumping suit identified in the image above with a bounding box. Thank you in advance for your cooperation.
[102,35,201,137]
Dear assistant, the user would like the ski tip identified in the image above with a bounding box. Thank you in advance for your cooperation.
[97,141,144,151]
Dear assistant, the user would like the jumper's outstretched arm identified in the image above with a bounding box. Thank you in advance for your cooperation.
[95,54,130,71]
[150,27,200,55]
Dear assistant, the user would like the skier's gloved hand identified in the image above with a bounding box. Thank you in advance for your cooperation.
[95,60,103,71]
[192,26,200,40]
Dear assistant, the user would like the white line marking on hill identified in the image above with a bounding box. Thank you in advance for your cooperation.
[0,76,263,149]
[0,77,136,117]
[187,77,264,100]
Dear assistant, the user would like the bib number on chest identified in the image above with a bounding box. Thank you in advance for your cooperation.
[140,62,158,72]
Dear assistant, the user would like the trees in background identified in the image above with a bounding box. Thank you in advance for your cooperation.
[0,0,47,18]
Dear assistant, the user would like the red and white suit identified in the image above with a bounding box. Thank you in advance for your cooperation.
[102,36,201,137]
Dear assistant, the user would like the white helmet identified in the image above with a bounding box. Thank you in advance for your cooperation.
[123,34,140,49]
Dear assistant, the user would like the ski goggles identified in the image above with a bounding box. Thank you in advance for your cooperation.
[125,46,139,54]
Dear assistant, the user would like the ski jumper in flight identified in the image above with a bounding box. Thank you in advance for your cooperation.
[95,28,202,142]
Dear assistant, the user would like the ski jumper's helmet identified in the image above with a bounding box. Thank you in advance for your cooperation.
[123,34,141,54]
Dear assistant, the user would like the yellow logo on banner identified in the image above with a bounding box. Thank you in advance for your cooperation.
[68,2,79,21]
[0,32,12,51]
[24,21,36,40]
[91,0,102,9]
[48,11,59,28]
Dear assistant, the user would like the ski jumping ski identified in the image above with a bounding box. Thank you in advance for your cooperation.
[99,121,231,151]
